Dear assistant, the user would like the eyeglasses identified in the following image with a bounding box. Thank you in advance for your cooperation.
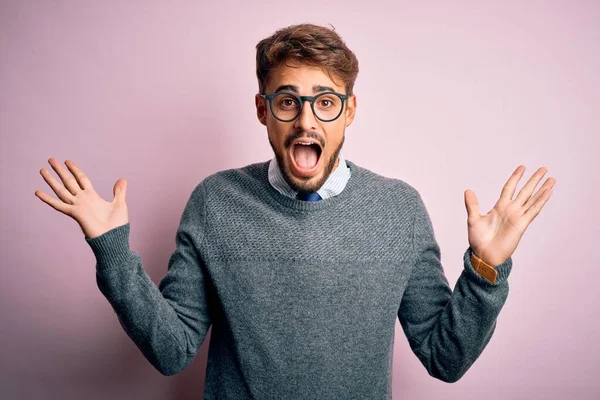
[260,91,349,122]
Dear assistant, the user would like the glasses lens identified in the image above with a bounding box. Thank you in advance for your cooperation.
[313,93,343,121]
[271,93,343,121]
[272,93,300,121]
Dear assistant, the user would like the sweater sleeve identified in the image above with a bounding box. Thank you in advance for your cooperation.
[85,183,212,376]
[397,190,512,383]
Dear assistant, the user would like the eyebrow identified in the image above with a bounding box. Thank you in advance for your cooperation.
[274,84,336,94]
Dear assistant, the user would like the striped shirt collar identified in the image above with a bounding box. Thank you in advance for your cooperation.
[268,151,351,199]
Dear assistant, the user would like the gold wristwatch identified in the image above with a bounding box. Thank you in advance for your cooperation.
[471,251,498,284]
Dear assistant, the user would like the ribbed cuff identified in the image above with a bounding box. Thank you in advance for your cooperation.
[463,246,512,286]
[85,223,133,271]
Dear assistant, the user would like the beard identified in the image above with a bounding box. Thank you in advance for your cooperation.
[269,133,345,195]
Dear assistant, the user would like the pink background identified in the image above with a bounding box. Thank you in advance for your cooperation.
[1,1,598,399]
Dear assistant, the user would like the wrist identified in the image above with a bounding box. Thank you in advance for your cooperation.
[471,250,498,284]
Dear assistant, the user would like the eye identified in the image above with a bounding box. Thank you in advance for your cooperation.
[282,99,296,107]
[276,96,299,109]
[317,96,337,108]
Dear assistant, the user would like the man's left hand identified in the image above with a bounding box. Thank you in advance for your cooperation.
[464,165,556,266]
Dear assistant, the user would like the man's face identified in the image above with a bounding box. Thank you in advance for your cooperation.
[255,62,357,194]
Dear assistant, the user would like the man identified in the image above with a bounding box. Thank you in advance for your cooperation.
[35,23,555,399]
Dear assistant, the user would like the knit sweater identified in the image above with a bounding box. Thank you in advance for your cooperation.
[85,159,513,400]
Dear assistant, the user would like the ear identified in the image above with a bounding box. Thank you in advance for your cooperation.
[255,94,267,126]
[344,94,357,127]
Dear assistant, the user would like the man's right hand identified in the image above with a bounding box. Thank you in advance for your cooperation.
[35,157,129,239]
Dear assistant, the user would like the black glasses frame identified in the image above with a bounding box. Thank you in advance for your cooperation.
[259,91,349,122]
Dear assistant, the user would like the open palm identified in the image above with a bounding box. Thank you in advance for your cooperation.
[34,158,129,239]
[464,166,556,266]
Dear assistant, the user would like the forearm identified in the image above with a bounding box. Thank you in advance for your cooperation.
[398,191,513,382]
[87,223,208,376]
[409,247,511,382]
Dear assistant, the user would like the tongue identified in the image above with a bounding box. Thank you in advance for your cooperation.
[294,145,318,169]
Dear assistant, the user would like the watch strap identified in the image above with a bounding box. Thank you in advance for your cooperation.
[471,252,498,284]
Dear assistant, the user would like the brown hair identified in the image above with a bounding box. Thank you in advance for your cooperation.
[255,23,359,95]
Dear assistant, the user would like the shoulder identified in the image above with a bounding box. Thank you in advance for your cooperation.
[347,160,422,204]
[188,160,269,201]
[205,161,266,185]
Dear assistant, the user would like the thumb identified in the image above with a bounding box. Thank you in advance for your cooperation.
[113,179,127,203]
[464,189,480,220]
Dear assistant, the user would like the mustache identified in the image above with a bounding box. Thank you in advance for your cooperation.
[284,131,325,149]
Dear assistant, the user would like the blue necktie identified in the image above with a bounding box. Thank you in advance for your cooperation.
[296,191,322,201]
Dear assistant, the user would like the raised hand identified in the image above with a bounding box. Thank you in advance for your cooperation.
[34,158,129,239]
[464,165,555,266]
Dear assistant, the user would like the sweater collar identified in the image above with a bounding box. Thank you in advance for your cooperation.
[267,151,351,199]
[260,158,362,212]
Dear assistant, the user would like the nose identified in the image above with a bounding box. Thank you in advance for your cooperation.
[293,99,318,130]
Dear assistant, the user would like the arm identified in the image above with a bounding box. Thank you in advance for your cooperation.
[398,164,554,382]
[85,183,212,376]
[397,191,512,383]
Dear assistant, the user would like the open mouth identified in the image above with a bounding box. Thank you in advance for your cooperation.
[289,141,323,177]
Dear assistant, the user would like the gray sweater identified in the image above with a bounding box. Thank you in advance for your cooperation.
[85,159,513,399]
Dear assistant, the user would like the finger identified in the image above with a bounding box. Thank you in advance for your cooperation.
[65,159,94,190]
[523,177,556,212]
[48,157,82,196]
[515,166,548,206]
[118,179,127,202]
[40,167,74,204]
[34,189,72,215]
[500,165,526,201]
[464,189,480,220]
[112,178,127,203]
[523,187,553,221]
